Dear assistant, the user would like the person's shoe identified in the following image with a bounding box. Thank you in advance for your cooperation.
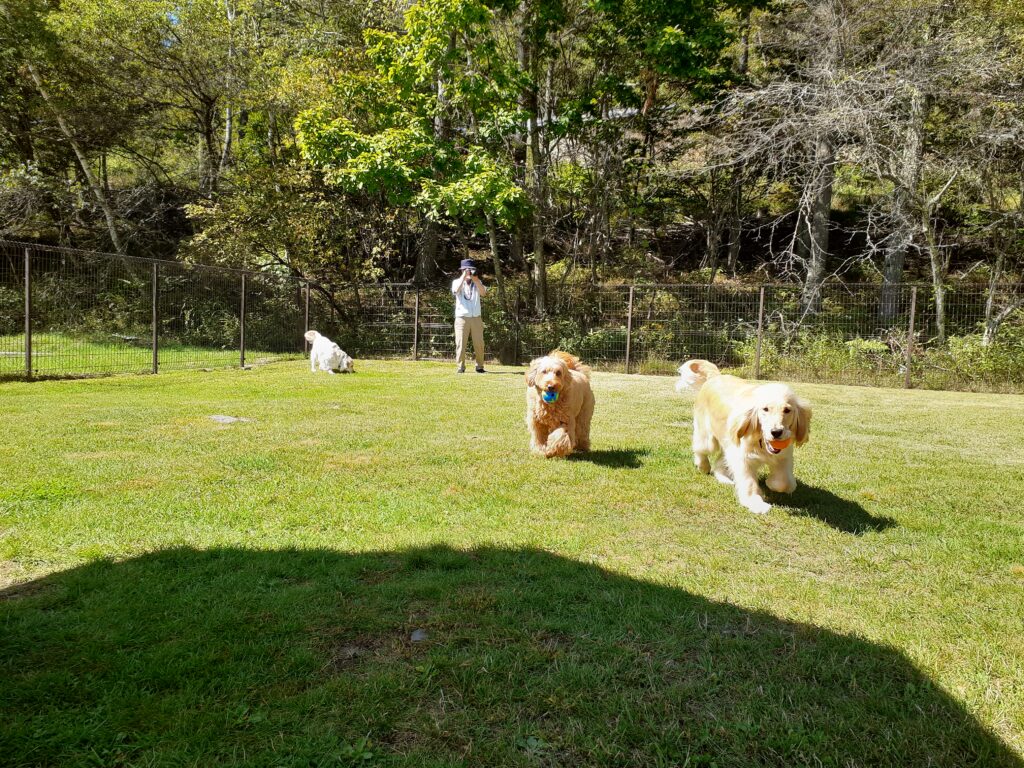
[475,365,486,373]
[456,365,466,374]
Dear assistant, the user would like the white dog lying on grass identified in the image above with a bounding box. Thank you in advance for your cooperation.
[304,330,354,374]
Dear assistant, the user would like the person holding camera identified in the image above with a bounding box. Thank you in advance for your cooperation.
[452,258,487,373]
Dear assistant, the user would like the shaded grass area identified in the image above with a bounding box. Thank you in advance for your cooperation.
[1,361,1023,765]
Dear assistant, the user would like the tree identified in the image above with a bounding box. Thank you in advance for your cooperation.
[297,0,527,284]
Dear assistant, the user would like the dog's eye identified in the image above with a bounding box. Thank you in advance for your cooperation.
[783,407,791,413]
[762,406,769,412]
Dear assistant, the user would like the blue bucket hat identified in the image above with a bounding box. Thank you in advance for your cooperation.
[459,258,477,273]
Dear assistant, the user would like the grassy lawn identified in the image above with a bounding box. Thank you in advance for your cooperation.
[0,333,302,378]
[1,361,1022,766]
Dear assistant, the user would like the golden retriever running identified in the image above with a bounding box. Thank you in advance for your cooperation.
[677,359,811,514]
[526,350,595,458]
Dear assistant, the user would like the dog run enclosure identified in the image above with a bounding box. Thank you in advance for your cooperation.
[2,240,1022,392]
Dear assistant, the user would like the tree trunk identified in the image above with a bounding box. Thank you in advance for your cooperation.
[519,4,547,315]
[725,13,750,277]
[880,87,926,324]
[200,102,219,194]
[726,169,742,275]
[415,223,439,284]
[801,134,835,313]
[219,104,233,176]
[486,212,508,314]
[982,242,1010,346]
[27,63,124,253]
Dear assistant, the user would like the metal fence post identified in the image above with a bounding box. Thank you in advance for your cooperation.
[151,262,159,374]
[240,273,247,368]
[303,282,310,353]
[23,248,31,378]
[904,286,917,389]
[754,285,766,379]
[625,285,635,374]
[412,287,420,361]
[514,285,521,366]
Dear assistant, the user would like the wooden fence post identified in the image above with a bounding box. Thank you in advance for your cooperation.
[754,285,766,379]
[625,285,635,374]
[413,287,420,361]
[24,248,31,378]
[240,273,247,368]
[904,286,917,389]
[151,262,159,374]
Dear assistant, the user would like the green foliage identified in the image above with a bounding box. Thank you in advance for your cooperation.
[297,0,527,235]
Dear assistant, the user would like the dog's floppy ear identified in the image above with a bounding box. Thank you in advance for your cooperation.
[728,404,760,444]
[792,396,812,445]
[558,359,572,391]
[526,358,540,388]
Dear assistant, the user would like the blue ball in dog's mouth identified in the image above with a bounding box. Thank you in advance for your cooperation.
[542,390,558,403]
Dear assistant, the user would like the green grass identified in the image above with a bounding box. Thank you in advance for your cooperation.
[1,361,1022,767]
[0,333,301,378]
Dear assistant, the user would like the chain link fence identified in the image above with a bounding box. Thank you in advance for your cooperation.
[2,240,1022,392]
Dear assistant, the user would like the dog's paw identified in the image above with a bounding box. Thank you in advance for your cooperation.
[694,455,711,474]
[545,428,573,458]
[766,475,797,494]
[743,497,772,515]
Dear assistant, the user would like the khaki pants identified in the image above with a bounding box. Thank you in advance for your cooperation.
[454,316,485,369]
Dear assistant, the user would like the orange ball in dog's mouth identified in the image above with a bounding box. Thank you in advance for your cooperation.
[767,438,792,453]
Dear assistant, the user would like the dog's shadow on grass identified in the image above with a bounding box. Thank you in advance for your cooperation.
[771,483,897,534]
[569,447,649,469]
[0,545,1017,766]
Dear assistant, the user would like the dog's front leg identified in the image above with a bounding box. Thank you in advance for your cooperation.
[545,421,574,458]
[529,421,550,456]
[766,451,797,494]
[726,448,771,514]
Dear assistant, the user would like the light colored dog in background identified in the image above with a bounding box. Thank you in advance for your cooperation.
[525,350,595,458]
[304,330,354,374]
[677,359,811,514]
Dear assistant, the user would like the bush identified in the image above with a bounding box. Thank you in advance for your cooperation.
[918,330,1024,391]
[0,286,20,335]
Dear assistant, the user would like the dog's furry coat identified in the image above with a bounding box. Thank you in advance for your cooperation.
[525,350,595,458]
[677,359,811,514]
[304,330,354,374]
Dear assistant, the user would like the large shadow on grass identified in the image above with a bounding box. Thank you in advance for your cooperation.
[569,447,648,468]
[771,483,898,534]
[1,547,1016,767]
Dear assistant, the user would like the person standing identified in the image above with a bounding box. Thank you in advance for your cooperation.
[452,258,487,373]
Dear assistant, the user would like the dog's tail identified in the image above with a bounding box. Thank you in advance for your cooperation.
[303,330,320,344]
[675,359,720,393]
[550,349,591,380]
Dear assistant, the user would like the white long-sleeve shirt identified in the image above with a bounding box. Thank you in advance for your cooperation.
[452,276,483,318]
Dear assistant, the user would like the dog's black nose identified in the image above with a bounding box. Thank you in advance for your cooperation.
[771,428,784,439]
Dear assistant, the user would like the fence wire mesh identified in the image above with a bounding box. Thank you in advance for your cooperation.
[2,240,1022,392]
[1,241,306,379]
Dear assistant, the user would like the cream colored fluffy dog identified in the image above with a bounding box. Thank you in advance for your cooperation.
[304,330,354,374]
[525,350,595,458]
[677,359,811,514]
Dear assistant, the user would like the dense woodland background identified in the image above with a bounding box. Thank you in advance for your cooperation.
[1,0,1022,334]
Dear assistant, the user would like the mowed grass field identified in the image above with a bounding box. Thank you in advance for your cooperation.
[1,361,1022,767]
